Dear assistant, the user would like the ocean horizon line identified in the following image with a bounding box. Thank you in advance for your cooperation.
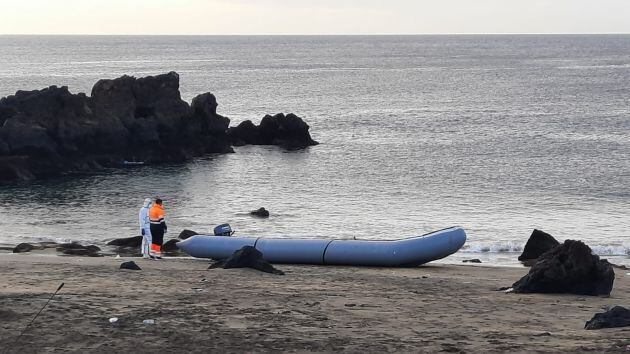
[2,32,630,37]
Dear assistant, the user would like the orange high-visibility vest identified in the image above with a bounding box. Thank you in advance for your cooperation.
[149,204,165,225]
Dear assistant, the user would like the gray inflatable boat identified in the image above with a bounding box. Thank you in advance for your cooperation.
[176,226,466,267]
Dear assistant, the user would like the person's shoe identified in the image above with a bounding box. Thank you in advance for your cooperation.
[155,256,163,260]
[149,255,156,260]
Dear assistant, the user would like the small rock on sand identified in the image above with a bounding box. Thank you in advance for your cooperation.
[13,243,34,253]
[585,306,630,330]
[463,259,482,263]
[120,261,142,271]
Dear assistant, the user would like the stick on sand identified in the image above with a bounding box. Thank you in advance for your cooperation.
[5,282,65,353]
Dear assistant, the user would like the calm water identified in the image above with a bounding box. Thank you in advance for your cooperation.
[0,35,629,265]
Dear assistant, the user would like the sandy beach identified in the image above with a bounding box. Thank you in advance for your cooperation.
[0,253,629,353]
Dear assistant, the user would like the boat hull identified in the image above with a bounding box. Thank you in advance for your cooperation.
[177,226,466,267]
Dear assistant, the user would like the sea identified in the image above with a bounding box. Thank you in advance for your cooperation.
[0,35,628,266]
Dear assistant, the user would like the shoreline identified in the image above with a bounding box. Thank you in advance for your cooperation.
[1,254,629,352]
[3,246,628,269]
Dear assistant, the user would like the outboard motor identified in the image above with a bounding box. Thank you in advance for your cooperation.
[213,223,234,236]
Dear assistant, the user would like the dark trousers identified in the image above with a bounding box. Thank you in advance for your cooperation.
[150,224,164,247]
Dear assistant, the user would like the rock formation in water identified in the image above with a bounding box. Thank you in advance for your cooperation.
[228,113,318,149]
[518,229,560,262]
[250,207,270,218]
[512,240,614,296]
[0,72,317,183]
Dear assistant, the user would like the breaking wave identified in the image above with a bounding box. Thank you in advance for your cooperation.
[462,243,630,256]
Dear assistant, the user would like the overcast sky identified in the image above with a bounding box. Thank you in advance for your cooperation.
[1,0,629,35]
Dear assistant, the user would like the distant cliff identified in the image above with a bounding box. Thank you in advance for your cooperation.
[0,72,317,183]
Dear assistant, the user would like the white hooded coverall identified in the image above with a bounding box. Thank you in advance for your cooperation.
[139,198,152,257]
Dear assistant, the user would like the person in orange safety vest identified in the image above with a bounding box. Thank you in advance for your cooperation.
[148,198,167,259]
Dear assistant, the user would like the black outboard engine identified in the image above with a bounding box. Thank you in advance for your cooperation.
[213,223,234,236]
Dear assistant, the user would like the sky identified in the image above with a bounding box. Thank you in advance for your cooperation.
[0,0,629,35]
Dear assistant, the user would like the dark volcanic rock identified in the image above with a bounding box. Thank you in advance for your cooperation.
[209,246,284,275]
[228,113,318,149]
[59,247,102,257]
[13,243,34,253]
[189,93,230,134]
[228,120,259,147]
[178,229,199,240]
[57,243,102,257]
[0,72,234,183]
[512,240,614,296]
[162,239,180,253]
[518,229,560,262]
[11,242,58,253]
[107,236,143,247]
[463,259,482,263]
[0,72,319,183]
[120,261,142,271]
[57,242,92,250]
[250,207,270,218]
[585,306,630,330]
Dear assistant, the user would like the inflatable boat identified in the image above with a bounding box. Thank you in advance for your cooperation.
[176,226,466,267]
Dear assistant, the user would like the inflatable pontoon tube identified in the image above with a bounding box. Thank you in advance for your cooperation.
[177,226,466,267]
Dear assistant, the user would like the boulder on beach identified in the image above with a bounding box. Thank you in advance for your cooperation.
[162,239,180,253]
[12,243,34,253]
[228,113,318,149]
[59,247,102,257]
[11,242,59,253]
[178,229,199,240]
[57,243,102,257]
[512,240,614,296]
[120,261,142,271]
[585,306,630,330]
[57,242,93,250]
[250,207,270,218]
[209,245,284,275]
[107,236,143,248]
[518,229,560,262]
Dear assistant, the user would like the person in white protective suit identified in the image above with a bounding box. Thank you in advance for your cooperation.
[138,198,153,259]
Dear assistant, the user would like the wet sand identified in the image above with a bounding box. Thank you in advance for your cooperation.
[0,253,629,353]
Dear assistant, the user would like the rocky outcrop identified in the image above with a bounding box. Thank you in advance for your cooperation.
[518,229,560,262]
[178,229,199,240]
[13,243,35,253]
[107,236,143,248]
[585,306,630,330]
[228,113,318,149]
[512,240,614,296]
[1,72,318,183]
[162,239,180,253]
[250,207,270,218]
[12,242,59,253]
[208,246,284,275]
[57,243,102,257]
